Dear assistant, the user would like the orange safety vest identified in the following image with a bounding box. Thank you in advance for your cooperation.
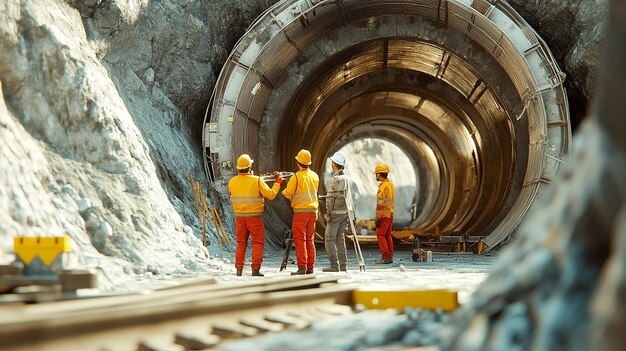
[376,179,395,218]
[282,169,319,212]
[228,174,280,216]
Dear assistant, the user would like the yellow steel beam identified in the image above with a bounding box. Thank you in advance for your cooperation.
[353,289,459,312]
[13,236,71,265]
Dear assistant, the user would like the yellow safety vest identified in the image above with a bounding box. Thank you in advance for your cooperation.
[282,169,319,212]
[228,174,280,216]
[376,179,395,218]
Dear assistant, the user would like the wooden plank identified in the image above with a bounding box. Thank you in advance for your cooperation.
[240,317,285,333]
[264,312,310,329]
[174,332,220,349]
[211,322,258,338]
[314,304,353,316]
[1,278,347,326]
[59,270,97,292]
[1,285,352,350]
[12,276,322,316]
[0,264,23,276]
[155,279,216,291]
[137,340,183,351]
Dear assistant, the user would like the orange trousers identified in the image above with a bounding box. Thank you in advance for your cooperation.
[376,215,394,259]
[292,212,317,270]
[235,216,264,271]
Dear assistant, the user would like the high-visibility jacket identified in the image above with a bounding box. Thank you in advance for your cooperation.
[228,174,280,216]
[376,179,395,218]
[282,168,319,212]
[326,170,353,215]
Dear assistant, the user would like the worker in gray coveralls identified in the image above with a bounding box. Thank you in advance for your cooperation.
[322,151,354,272]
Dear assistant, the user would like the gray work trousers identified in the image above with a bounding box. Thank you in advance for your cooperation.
[324,214,349,269]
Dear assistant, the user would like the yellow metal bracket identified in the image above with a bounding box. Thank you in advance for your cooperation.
[13,236,71,266]
[353,289,459,312]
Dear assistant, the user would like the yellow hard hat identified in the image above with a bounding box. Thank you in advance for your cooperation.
[374,164,390,174]
[295,149,312,165]
[236,154,254,170]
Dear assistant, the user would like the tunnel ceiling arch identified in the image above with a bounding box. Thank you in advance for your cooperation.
[203,0,571,251]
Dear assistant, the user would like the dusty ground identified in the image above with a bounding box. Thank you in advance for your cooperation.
[8,242,494,350]
[203,243,497,351]
[191,243,497,305]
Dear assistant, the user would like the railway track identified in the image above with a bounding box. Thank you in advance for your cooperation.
[0,276,354,351]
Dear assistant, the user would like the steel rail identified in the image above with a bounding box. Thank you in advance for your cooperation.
[0,276,354,351]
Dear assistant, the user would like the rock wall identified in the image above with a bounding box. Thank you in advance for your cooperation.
[0,0,276,287]
[509,0,608,128]
[440,1,624,350]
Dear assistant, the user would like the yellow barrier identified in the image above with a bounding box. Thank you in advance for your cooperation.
[353,289,459,312]
[13,237,71,266]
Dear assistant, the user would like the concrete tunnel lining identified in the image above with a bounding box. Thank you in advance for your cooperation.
[203,0,571,251]
[277,62,515,235]
[322,67,505,234]
[307,96,480,232]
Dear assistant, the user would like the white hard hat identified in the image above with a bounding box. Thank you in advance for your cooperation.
[329,151,347,166]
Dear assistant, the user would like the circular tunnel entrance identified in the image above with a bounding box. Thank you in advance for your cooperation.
[203,0,571,251]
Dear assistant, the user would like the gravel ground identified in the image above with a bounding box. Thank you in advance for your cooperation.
[199,243,497,351]
[210,244,497,305]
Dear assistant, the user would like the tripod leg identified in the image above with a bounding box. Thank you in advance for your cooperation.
[280,238,293,272]
[348,217,365,272]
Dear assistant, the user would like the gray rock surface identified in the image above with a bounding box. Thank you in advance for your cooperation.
[509,0,608,127]
[440,1,625,350]
[0,0,276,288]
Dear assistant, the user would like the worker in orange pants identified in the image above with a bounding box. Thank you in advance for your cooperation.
[292,211,318,273]
[374,164,395,264]
[282,149,320,275]
[234,216,265,275]
[228,154,283,276]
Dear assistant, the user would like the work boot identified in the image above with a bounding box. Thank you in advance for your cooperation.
[251,270,264,277]
[291,268,307,275]
[322,267,339,272]
[236,270,243,276]
[375,258,393,264]
[306,269,314,274]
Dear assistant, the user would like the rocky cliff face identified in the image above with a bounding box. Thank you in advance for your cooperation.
[0,0,275,287]
[509,0,607,128]
[441,1,624,350]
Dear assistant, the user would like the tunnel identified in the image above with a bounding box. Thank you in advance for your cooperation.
[202,0,571,251]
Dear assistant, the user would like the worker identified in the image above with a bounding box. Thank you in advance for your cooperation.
[322,151,353,272]
[282,149,320,275]
[228,154,283,277]
[374,164,395,264]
